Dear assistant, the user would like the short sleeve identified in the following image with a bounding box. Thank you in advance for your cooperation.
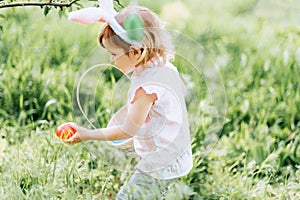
[129,83,182,124]
[129,84,167,104]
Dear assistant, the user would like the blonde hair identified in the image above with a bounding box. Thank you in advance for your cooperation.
[98,6,174,66]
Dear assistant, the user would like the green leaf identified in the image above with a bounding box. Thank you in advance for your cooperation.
[44,6,51,16]
[0,14,4,35]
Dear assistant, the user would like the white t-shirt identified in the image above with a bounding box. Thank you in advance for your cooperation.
[127,60,193,180]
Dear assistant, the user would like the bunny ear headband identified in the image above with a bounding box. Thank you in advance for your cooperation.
[68,0,144,48]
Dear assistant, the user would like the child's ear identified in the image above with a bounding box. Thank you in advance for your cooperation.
[129,46,142,58]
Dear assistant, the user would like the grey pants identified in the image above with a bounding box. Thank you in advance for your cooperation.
[116,170,175,200]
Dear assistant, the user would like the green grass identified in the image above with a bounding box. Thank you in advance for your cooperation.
[0,0,300,199]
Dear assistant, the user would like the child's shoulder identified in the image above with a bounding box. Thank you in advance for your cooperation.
[154,61,179,78]
[149,61,178,74]
[164,61,178,72]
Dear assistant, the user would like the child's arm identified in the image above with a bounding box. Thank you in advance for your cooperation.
[65,87,157,144]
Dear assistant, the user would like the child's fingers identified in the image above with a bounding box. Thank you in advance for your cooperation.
[70,123,86,134]
[64,132,81,144]
[64,137,74,145]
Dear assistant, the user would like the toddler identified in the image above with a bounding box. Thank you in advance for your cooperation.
[67,2,193,199]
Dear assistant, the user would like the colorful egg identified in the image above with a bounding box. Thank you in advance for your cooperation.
[56,122,77,140]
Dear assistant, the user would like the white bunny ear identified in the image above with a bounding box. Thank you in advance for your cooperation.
[68,1,143,48]
[68,7,106,24]
[99,0,118,16]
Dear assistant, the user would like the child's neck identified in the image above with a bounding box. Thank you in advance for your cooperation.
[141,55,166,68]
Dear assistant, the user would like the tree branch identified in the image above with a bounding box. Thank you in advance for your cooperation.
[0,0,80,9]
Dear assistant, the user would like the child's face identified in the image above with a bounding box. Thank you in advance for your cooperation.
[102,40,138,74]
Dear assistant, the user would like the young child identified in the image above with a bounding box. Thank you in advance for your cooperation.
[67,2,193,199]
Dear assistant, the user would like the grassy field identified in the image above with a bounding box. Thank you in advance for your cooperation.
[0,0,300,199]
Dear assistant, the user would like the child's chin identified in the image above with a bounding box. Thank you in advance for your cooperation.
[123,69,133,74]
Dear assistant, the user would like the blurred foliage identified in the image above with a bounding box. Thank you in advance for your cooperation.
[0,0,300,199]
[0,0,124,32]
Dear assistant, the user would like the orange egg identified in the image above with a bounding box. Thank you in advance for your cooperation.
[56,122,76,140]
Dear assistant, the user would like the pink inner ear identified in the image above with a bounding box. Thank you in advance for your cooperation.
[98,18,106,22]
[68,8,106,24]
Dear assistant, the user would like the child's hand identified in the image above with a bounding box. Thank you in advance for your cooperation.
[64,124,90,145]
